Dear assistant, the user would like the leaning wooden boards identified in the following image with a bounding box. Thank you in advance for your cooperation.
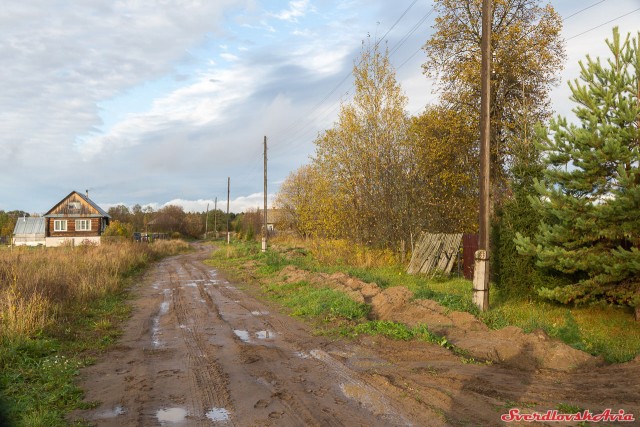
[407,233,462,276]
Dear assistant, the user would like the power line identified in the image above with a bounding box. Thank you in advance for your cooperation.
[563,0,606,21]
[566,7,640,40]
[269,0,422,153]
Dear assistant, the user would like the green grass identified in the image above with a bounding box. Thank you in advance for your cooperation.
[264,281,370,322]
[482,297,640,363]
[0,290,132,427]
[209,239,640,364]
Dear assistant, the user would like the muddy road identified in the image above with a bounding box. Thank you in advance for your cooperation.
[74,244,640,426]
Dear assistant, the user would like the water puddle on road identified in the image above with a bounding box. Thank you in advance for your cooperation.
[95,405,127,419]
[255,330,275,340]
[152,294,171,348]
[233,330,250,342]
[206,407,230,422]
[156,407,187,423]
[251,310,269,316]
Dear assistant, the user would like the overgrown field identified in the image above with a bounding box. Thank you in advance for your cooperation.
[0,240,190,426]
[208,237,640,364]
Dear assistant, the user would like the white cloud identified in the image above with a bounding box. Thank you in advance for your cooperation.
[271,0,312,22]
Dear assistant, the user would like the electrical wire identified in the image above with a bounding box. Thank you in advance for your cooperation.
[566,7,640,40]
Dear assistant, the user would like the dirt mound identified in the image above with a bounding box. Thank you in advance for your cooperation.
[275,267,601,372]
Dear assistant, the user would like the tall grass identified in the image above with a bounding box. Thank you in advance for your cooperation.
[0,240,190,339]
[0,240,190,426]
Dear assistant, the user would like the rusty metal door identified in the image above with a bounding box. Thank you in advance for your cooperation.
[462,234,478,280]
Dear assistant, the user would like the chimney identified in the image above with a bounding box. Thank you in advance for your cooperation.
[85,189,89,198]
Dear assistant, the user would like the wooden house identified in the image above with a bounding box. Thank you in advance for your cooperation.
[43,191,111,247]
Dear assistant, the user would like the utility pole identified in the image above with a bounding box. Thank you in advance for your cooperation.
[226,177,230,245]
[473,0,492,312]
[205,203,209,239]
[214,197,218,239]
[262,136,268,253]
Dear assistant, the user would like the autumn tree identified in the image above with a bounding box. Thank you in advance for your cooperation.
[107,205,131,224]
[103,220,134,238]
[151,205,186,234]
[275,164,345,238]
[516,29,640,317]
[423,0,565,198]
[313,39,411,247]
[407,106,478,233]
[184,213,204,238]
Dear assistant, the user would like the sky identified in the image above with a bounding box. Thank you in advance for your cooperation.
[1,0,639,214]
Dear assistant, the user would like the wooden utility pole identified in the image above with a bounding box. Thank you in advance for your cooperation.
[262,136,268,253]
[205,203,209,239]
[214,197,218,239]
[473,0,492,312]
[226,177,230,245]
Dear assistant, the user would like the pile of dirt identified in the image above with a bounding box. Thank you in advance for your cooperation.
[276,266,601,372]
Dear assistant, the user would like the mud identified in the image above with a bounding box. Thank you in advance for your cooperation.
[73,244,640,426]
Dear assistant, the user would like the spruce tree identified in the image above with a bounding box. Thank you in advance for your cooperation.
[516,28,640,318]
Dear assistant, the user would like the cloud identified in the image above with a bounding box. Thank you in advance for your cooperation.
[270,0,313,22]
[104,194,276,214]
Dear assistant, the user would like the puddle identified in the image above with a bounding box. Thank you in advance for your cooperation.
[206,407,230,422]
[233,330,250,342]
[250,310,269,316]
[152,291,172,348]
[255,330,274,340]
[156,407,187,423]
[96,405,127,419]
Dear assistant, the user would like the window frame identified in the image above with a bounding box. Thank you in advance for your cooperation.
[54,220,67,232]
[75,219,91,231]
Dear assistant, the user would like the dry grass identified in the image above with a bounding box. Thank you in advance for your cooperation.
[0,240,190,339]
[272,235,398,268]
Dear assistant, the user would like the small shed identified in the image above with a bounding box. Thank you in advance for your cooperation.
[13,217,46,246]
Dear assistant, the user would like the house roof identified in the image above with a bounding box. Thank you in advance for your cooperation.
[13,217,46,236]
[44,191,111,218]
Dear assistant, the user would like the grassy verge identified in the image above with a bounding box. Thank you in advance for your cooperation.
[208,238,640,363]
[0,240,191,426]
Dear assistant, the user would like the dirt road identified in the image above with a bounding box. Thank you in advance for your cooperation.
[74,244,640,426]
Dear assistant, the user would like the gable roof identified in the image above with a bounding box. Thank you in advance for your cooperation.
[13,217,46,236]
[44,191,111,218]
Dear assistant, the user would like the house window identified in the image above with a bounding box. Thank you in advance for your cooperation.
[54,220,67,232]
[76,219,91,231]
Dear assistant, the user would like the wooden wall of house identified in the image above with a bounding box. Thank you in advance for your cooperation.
[49,194,99,216]
[47,218,102,237]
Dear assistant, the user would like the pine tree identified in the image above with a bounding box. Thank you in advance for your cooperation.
[516,28,640,318]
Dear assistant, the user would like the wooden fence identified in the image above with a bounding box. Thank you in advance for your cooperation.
[407,233,463,276]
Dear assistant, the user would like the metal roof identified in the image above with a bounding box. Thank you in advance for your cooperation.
[77,191,111,218]
[13,217,46,236]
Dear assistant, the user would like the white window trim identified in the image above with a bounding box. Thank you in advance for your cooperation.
[54,220,67,232]
[75,219,91,231]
